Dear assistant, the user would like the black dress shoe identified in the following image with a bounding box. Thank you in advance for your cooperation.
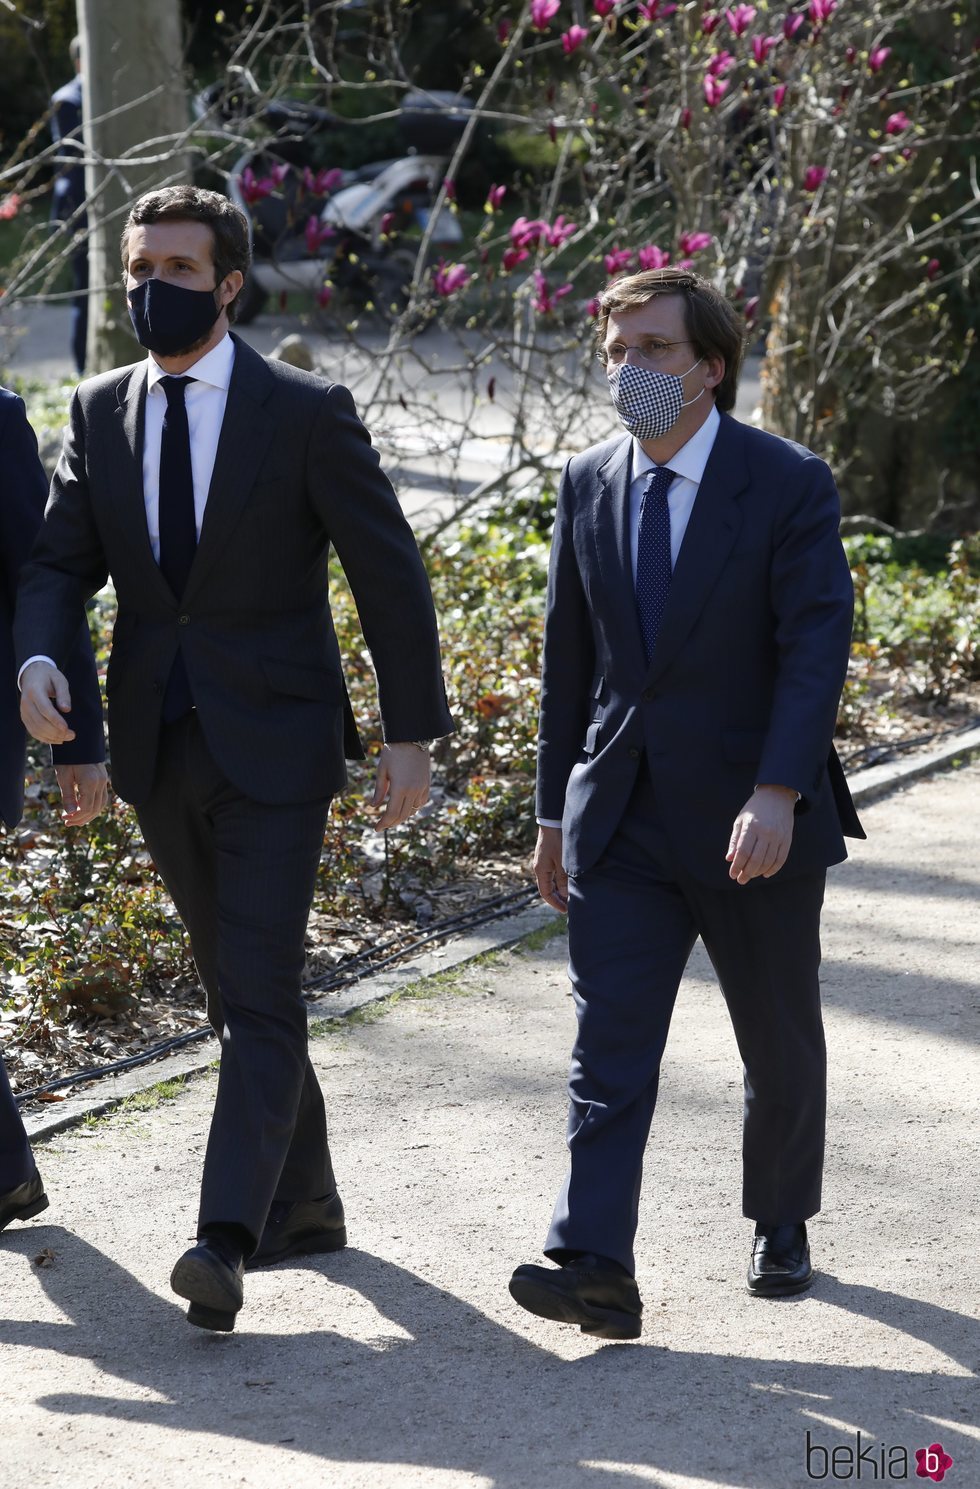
[245,1191,347,1270]
[747,1222,813,1296]
[170,1240,245,1332]
[0,1171,48,1234]
[509,1254,643,1340]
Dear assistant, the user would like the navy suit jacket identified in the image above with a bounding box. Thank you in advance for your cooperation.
[0,388,104,829]
[14,338,453,806]
[537,410,864,888]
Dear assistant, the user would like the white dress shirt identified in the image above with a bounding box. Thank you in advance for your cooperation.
[19,334,237,685]
[537,405,721,829]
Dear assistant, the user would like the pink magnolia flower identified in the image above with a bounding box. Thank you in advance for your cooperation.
[485,184,507,211]
[782,11,804,39]
[708,50,736,75]
[680,106,693,129]
[530,0,561,31]
[502,247,529,272]
[702,10,722,33]
[725,4,756,37]
[547,214,578,247]
[901,146,915,160]
[868,46,891,72]
[885,110,911,134]
[803,165,828,190]
[593,0,616,13]
[497,18,512,42]
[808,0,836,25]
[433,260,472,296]
[773,83,788,108]
[315,282,333,309]
[925,258,941,281]
[869,151,883,167]
[678,230,713,254]
[604,247,634,274]
[743,295,760,322]
[562,24,590,53]
[239,167,274,206]
[302,166,344,196]
[268,162,290,186]
[638,244,671,270]
[442,177,456,201]
[703,75,729,107]
[511,216,548,249]
[639,0,677,19]
[532,269,573,314]
[752,34,779,62]
[0,192,21,221]
[379,211,397,236]
[586,296,602,317]
[305,216,334,254]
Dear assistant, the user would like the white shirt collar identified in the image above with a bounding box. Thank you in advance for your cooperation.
[146,331,236,393]
[630,402,721,485]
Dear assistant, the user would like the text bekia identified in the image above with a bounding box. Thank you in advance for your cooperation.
[805,1431,954,1481]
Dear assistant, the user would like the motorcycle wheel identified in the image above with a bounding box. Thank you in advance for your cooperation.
[233,274,270,326]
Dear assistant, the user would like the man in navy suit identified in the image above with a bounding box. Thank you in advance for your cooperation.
[0,386,106,1233]
[509,269,864,1340]
[50,36,88,375]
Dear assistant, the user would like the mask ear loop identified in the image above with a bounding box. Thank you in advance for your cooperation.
[678,357,705,409]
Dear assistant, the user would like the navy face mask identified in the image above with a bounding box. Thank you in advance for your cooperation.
[127,277,223,357]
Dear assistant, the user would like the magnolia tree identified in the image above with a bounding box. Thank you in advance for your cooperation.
[1,0,977,528]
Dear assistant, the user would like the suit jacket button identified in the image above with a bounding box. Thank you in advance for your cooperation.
[642,687,656,702]
[152,681,162,693]
[178,613,190,625]
[628,747,640,759]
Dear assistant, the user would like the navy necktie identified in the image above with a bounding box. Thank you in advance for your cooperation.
[158,375,196,721]
[635,466,675,663]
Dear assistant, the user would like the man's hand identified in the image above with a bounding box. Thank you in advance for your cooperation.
[533,825,569,913]
[726,784,798,885]
[54,763,109,827]
[20,661,76,745]
[371,743,430,830]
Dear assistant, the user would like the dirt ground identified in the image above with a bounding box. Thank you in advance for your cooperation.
[1,762,978,1489]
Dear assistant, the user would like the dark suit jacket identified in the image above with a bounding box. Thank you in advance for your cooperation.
[537,410,864,888]
[14,337,453,805]
[0,388,103,829]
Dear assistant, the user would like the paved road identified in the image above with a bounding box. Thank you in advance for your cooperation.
[1,762,977,1488]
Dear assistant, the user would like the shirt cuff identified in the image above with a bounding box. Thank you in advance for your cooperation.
[17,656,57,689]
[536,818,563,829]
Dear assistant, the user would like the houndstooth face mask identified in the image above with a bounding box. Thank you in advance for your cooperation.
[607,358,704,439]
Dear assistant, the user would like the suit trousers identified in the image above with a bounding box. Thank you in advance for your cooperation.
[135,712,335,1246]
[545,767,827,1275]
[0,1055,34,1191]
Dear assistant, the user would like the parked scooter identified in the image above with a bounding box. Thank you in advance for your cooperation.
[197,85,471,324]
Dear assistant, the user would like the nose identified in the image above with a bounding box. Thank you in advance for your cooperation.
[622,346,645,365]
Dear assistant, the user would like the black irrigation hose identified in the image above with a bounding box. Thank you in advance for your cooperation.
[14,883,538,1108]
[838,715,980,772]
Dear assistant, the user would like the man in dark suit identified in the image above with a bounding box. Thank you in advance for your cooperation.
[16,185,453,1331]
[1,386,106,1234]
[50,36,88,376]
[509,268,863,1341]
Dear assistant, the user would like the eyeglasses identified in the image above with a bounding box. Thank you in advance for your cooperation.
[596,339,692,369]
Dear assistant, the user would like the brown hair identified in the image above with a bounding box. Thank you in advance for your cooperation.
[120,185,251,322]
[595,267,746,413]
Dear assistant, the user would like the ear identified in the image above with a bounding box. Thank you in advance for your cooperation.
[703,353,725,390]
[217,270,244,309]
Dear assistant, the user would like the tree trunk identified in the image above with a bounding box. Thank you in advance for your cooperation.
[79,0,190,372]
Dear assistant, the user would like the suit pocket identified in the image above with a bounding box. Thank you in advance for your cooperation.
[262,657,344,703]
[722,727,767,763]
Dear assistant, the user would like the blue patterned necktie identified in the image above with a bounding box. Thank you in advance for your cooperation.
[158,375,196,721]
[635,466,675,663]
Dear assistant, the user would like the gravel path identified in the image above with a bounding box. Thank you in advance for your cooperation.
[1,763,978,1489]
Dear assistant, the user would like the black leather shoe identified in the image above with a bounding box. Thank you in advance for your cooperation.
[509,1254,642,1340]
[170,1240,245,1332]
[0,1171,48,1234]
[245,1191,347,1270]
[747,1222,813,1296]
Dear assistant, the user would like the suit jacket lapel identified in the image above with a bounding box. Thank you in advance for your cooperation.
[112,364,175,605]
[593,435,647,675]
[183,336,276,601]
[643,411,747,685]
